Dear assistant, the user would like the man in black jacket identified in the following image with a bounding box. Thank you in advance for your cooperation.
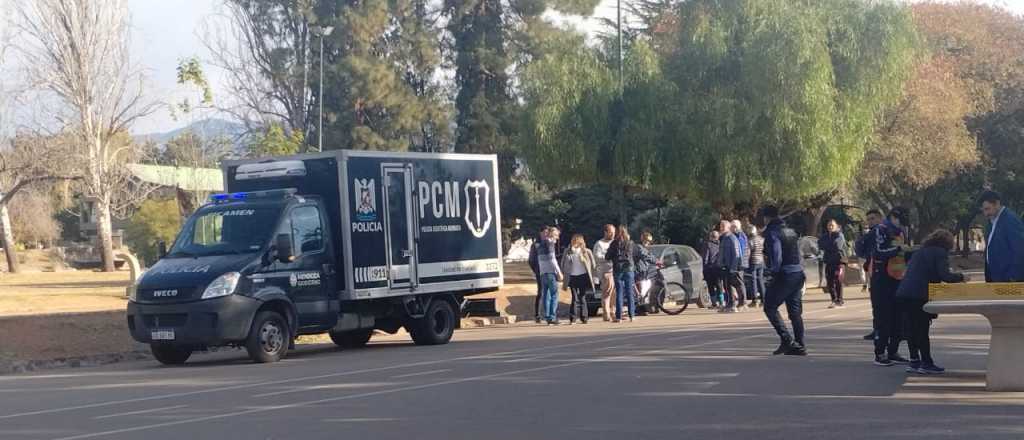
[761,206,807,356]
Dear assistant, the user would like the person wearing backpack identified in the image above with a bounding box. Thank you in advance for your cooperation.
[605,225,639,322]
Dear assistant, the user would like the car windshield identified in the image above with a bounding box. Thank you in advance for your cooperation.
[167,205,283,258]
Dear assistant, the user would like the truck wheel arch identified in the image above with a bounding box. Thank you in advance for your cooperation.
[252,293,298,337]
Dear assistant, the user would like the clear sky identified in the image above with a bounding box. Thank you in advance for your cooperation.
[119,0,1024,134]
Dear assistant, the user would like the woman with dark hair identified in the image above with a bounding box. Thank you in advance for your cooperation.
[605,225,639,322]
[895,230,965,374]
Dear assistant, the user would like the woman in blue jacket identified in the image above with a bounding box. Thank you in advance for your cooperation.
[895,230,965,374]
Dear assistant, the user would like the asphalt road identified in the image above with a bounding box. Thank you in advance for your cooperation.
[1,290,1021,440]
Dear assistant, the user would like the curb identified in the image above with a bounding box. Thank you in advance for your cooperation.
[460,316,518,328]
[0,350,151,375]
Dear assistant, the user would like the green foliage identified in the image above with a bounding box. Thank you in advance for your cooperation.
[248,123,303,158]
[317,1,450,152]
[664,0,919,206]
[519,37,674,192]
[125,198,182,266]
[630,200,717,247]
[175,57,213,113]
[445,0,600,155]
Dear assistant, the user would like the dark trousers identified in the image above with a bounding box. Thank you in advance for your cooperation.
[898,298,934,364]
[825,263,845,304]
[705,270,724,306]
[725,270,747,307]
[534,276,543,320]
[569,274,590,323]
[764,271,806,346]
[745,264,766,300]
[871,274,904,357]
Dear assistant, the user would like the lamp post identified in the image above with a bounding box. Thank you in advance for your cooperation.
[314,26,334,152]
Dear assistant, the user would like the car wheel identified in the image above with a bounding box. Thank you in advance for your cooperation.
[245,311,290,363]
[408,299,456,346]
[150,344,191,365]
[329,329,373,349]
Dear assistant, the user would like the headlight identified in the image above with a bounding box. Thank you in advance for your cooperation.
[201,272,241,299]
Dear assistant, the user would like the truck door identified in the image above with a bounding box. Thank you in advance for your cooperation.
[382,165,417,290]
[277,204,333,328]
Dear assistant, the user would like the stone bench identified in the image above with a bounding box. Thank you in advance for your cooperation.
[924,296,1024,392]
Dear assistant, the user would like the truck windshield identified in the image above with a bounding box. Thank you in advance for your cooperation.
[167,205,282,257]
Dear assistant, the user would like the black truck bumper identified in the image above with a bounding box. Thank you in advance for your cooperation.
[127,295,261,347]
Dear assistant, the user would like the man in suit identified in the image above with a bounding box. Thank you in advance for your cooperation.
[981,191,1024,282]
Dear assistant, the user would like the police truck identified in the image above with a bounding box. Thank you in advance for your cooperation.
[126,151,503,364]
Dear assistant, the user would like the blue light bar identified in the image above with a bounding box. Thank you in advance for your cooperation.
[209,188,298,203]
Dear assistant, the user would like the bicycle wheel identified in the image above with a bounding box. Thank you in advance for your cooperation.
[658,281,691,315]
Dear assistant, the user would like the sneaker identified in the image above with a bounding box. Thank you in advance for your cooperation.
[828,303,836,309]
[568,321,575,326]
[535,317,542,324]
[906,360,922,373]
[874,355,894,367]
[785,345,808,356]
[547,320,560,326]
[837,302,846,308]
[729,306,738,313]
[888,354,911,364]
[773,343,791,355]
[863,332,876,341]
[918,363,945,374]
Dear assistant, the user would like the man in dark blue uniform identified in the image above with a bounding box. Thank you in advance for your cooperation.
[761,206,807,356]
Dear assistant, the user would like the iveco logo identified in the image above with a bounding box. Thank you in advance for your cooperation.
[153,289,179,297]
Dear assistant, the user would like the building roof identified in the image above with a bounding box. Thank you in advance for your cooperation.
[126,164,223,192]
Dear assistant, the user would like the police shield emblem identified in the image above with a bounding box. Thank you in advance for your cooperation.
[354,178,376,221]
[463,180,492,238]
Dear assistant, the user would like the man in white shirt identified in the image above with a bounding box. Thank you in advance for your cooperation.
[592,225,616,322]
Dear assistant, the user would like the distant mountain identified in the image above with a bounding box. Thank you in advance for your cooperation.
[134,118,248,147]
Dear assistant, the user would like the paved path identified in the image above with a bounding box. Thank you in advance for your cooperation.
[1,290,1021,440]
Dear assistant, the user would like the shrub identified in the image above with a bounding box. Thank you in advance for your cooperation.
[125,198,182,266]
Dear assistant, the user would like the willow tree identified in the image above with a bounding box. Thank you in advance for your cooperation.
[661,0,919,208]
[519,35,675,220]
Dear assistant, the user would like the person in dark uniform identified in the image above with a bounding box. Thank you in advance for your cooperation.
[760,206,807,356]
[866,208,912,367]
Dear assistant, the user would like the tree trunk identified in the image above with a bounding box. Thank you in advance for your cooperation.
[96,199,116,272]
[806,206,826,237]
[0,203,19,273]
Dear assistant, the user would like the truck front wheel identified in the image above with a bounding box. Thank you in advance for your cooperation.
[408,299,456,346]
[329,329,373,349]
[150,344,192,365]
[246,311,290,363]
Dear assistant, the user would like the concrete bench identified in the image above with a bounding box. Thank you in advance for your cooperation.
[924,299,1024,391]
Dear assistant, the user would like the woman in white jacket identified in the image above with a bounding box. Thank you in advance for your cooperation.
[561,234,597,324]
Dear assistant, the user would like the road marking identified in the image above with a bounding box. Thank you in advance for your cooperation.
[0,327,681,420]
[52,314,873,440]
[252,382,399,398]
[92,405,188,420]
[390,369,452,379]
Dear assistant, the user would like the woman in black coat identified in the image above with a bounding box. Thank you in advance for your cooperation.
[895,229,965,375]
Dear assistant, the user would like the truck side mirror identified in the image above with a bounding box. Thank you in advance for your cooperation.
[275,234,294,263]
[157,241,168,259]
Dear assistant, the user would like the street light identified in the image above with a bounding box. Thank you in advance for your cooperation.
[314,26,334,152]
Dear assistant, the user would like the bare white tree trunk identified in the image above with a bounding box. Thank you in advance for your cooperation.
[95,198,115,272]
[0,202,18,273]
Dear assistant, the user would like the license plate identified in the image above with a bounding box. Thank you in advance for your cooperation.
[151,329,175,340]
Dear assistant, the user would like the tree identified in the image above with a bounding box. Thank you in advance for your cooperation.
[321,0,451,151]
[124,198,182,266]
[0,133,79,272]
[15,0,158,271]
[248,123,303,157]
[207,0,316,141]
[520,35,674,219]
[445,0,599,155]
[8,189,62,248]
[662,0,919,208]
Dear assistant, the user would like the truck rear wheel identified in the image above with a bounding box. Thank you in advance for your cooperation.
[150,344,191,365]
[245,311,290,363]
[408,299,456,346]
[329,329,373,349]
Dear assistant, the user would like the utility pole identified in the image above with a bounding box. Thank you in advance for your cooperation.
[316,26,334,152]
[617,0,624,95]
